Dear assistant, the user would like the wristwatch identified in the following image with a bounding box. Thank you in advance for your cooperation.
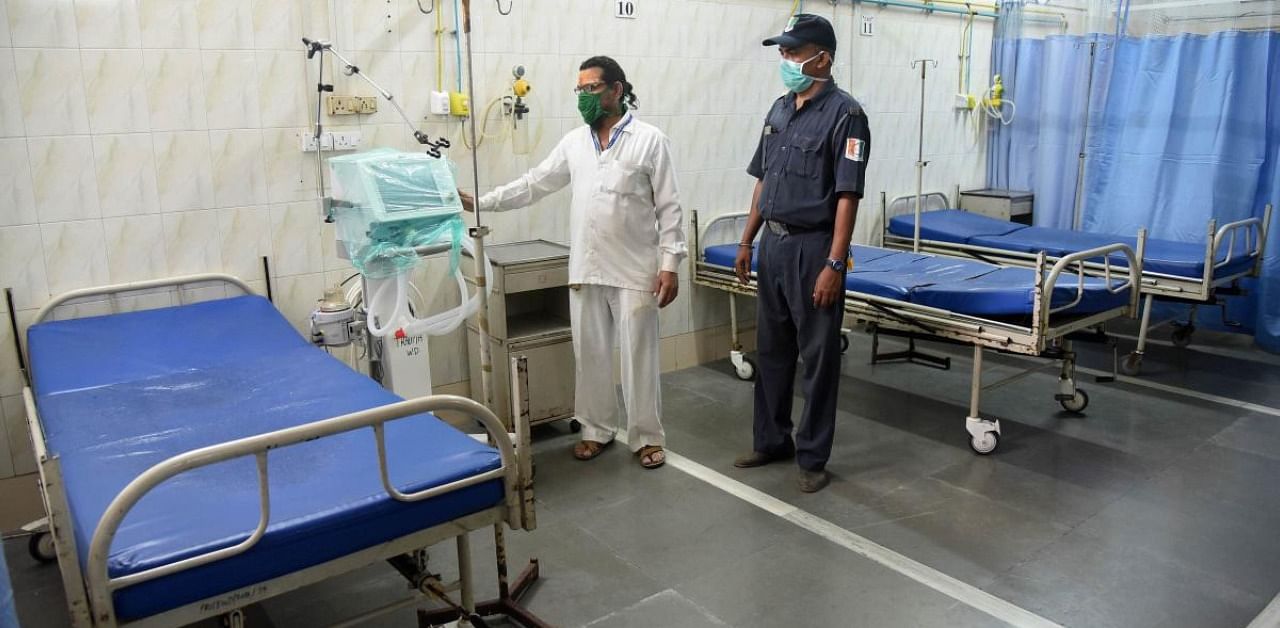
[825,258,846,272]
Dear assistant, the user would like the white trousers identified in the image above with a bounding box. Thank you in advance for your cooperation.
[569,284,664,451]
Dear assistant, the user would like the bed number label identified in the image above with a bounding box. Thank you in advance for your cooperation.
[615,1,636,19]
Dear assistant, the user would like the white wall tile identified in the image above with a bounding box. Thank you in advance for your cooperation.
[153,131,215,211]
[144,50,209,131]
[217,205,272,281]
[210,129,268,208]
[81,49,151,133]
[41,220,109,295]
[252,0,305,51]
[12,49,90,136]
[270,202,323,276]
[203,51,261,130]
[139,0,198,49]
[103,215,167,282]
[273,272,324,334]
[196,0,255,49]
[0,54,24,138]
[0,0,10,48]
[257,51,309,128]
[28,136,101,223]
[262,128,317,203]
[0,139,36,226]
[334,0,400,52]
[6,0,77,48]
[2,395,34,476]
[93,133,161,217]
[0,226,49,310]
[75,0,142,49]
[162,210,222,274]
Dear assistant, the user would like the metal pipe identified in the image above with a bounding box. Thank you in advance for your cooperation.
[910,59,937,253]
[457,533,476,627]
[1071,40,1097,232]
[4,288,26,387]
[969,344,983,417]
[460,0,497,412]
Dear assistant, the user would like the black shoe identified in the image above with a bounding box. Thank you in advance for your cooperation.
[733,448,794,468]
[797,469,830,493]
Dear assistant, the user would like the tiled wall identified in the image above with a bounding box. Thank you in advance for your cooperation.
[0,0,1064,478]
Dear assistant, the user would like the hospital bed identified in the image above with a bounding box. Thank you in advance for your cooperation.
[882,193,1272,374]
[691,211,1139,455]
[17,274,545,628]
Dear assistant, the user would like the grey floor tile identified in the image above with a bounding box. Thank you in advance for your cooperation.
[582,589,731,628]
[984,526,1265,628]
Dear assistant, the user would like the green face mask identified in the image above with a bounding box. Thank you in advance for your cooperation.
[577,91,607,125]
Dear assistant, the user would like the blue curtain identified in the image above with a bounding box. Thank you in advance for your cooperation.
[991,30,1280,351]
[1082,32,1280,350]
[989,35,1103,229]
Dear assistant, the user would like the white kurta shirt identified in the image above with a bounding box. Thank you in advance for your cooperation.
[477,112,687,292]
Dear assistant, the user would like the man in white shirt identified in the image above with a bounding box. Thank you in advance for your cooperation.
[460,56,686,469]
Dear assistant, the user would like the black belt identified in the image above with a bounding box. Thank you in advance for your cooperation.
[766,221,827,236]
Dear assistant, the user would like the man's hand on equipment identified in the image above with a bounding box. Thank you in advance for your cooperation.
[813,267,842,308]
[458,189,475,212]
[734,245,753,285]
[653,271,679,308]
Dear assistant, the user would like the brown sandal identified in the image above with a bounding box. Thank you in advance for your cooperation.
[638,445,666,469]
[573,440,612,461]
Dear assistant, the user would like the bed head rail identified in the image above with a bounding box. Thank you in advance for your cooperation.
[883,192,952,251]
[34,273,255,326]
[84,394,520,626]
[698,211,754,252]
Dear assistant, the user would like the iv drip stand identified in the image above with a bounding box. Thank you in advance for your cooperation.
[910,59,938,253]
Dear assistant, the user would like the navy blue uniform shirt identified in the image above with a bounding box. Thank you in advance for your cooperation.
[747,80,872,231]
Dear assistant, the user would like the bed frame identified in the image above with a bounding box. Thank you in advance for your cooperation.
[881,192,1273,374]
[20,274,547,628]
[691,211,1140,455]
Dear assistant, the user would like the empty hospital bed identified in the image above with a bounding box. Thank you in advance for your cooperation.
[691,211,1139,455]
[882,193,1272,374]
[17,274,544,628]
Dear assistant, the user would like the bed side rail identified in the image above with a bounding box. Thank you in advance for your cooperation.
[85,395,519,625]
[1038,242,1140,328]
[1209,203,1272,276]
[34,273,255,325]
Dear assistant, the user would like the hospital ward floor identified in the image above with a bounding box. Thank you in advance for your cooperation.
[7,323,1280,628]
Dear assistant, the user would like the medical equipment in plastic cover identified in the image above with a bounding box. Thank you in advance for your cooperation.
[329,148,466,279]
[328,148,492,337]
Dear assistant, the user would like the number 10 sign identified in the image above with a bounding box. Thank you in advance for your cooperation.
[615,0,636,18]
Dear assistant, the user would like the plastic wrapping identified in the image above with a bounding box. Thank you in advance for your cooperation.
[329,149,465,280]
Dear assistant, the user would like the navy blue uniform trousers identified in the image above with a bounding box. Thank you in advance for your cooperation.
[753,228,844,472]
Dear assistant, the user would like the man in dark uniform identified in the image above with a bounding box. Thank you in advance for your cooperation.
[732,13,871,493]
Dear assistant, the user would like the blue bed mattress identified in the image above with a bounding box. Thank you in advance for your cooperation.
[27,296,503,622]
[888,210,1255,279]
[703,244,1128,316]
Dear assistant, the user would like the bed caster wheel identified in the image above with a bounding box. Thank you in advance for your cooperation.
[839,334,849,354]
[1120,353,1143,376]
[1171,325,1194,348]
[29,531,56,564]
[569,419,581,433]
[734,357,757,381]
[969,431,999,455]
[1059,389,1089,413]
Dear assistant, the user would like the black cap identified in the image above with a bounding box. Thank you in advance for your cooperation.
[763,13,837,51]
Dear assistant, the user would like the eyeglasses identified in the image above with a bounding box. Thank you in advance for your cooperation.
[573,81,609,95]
